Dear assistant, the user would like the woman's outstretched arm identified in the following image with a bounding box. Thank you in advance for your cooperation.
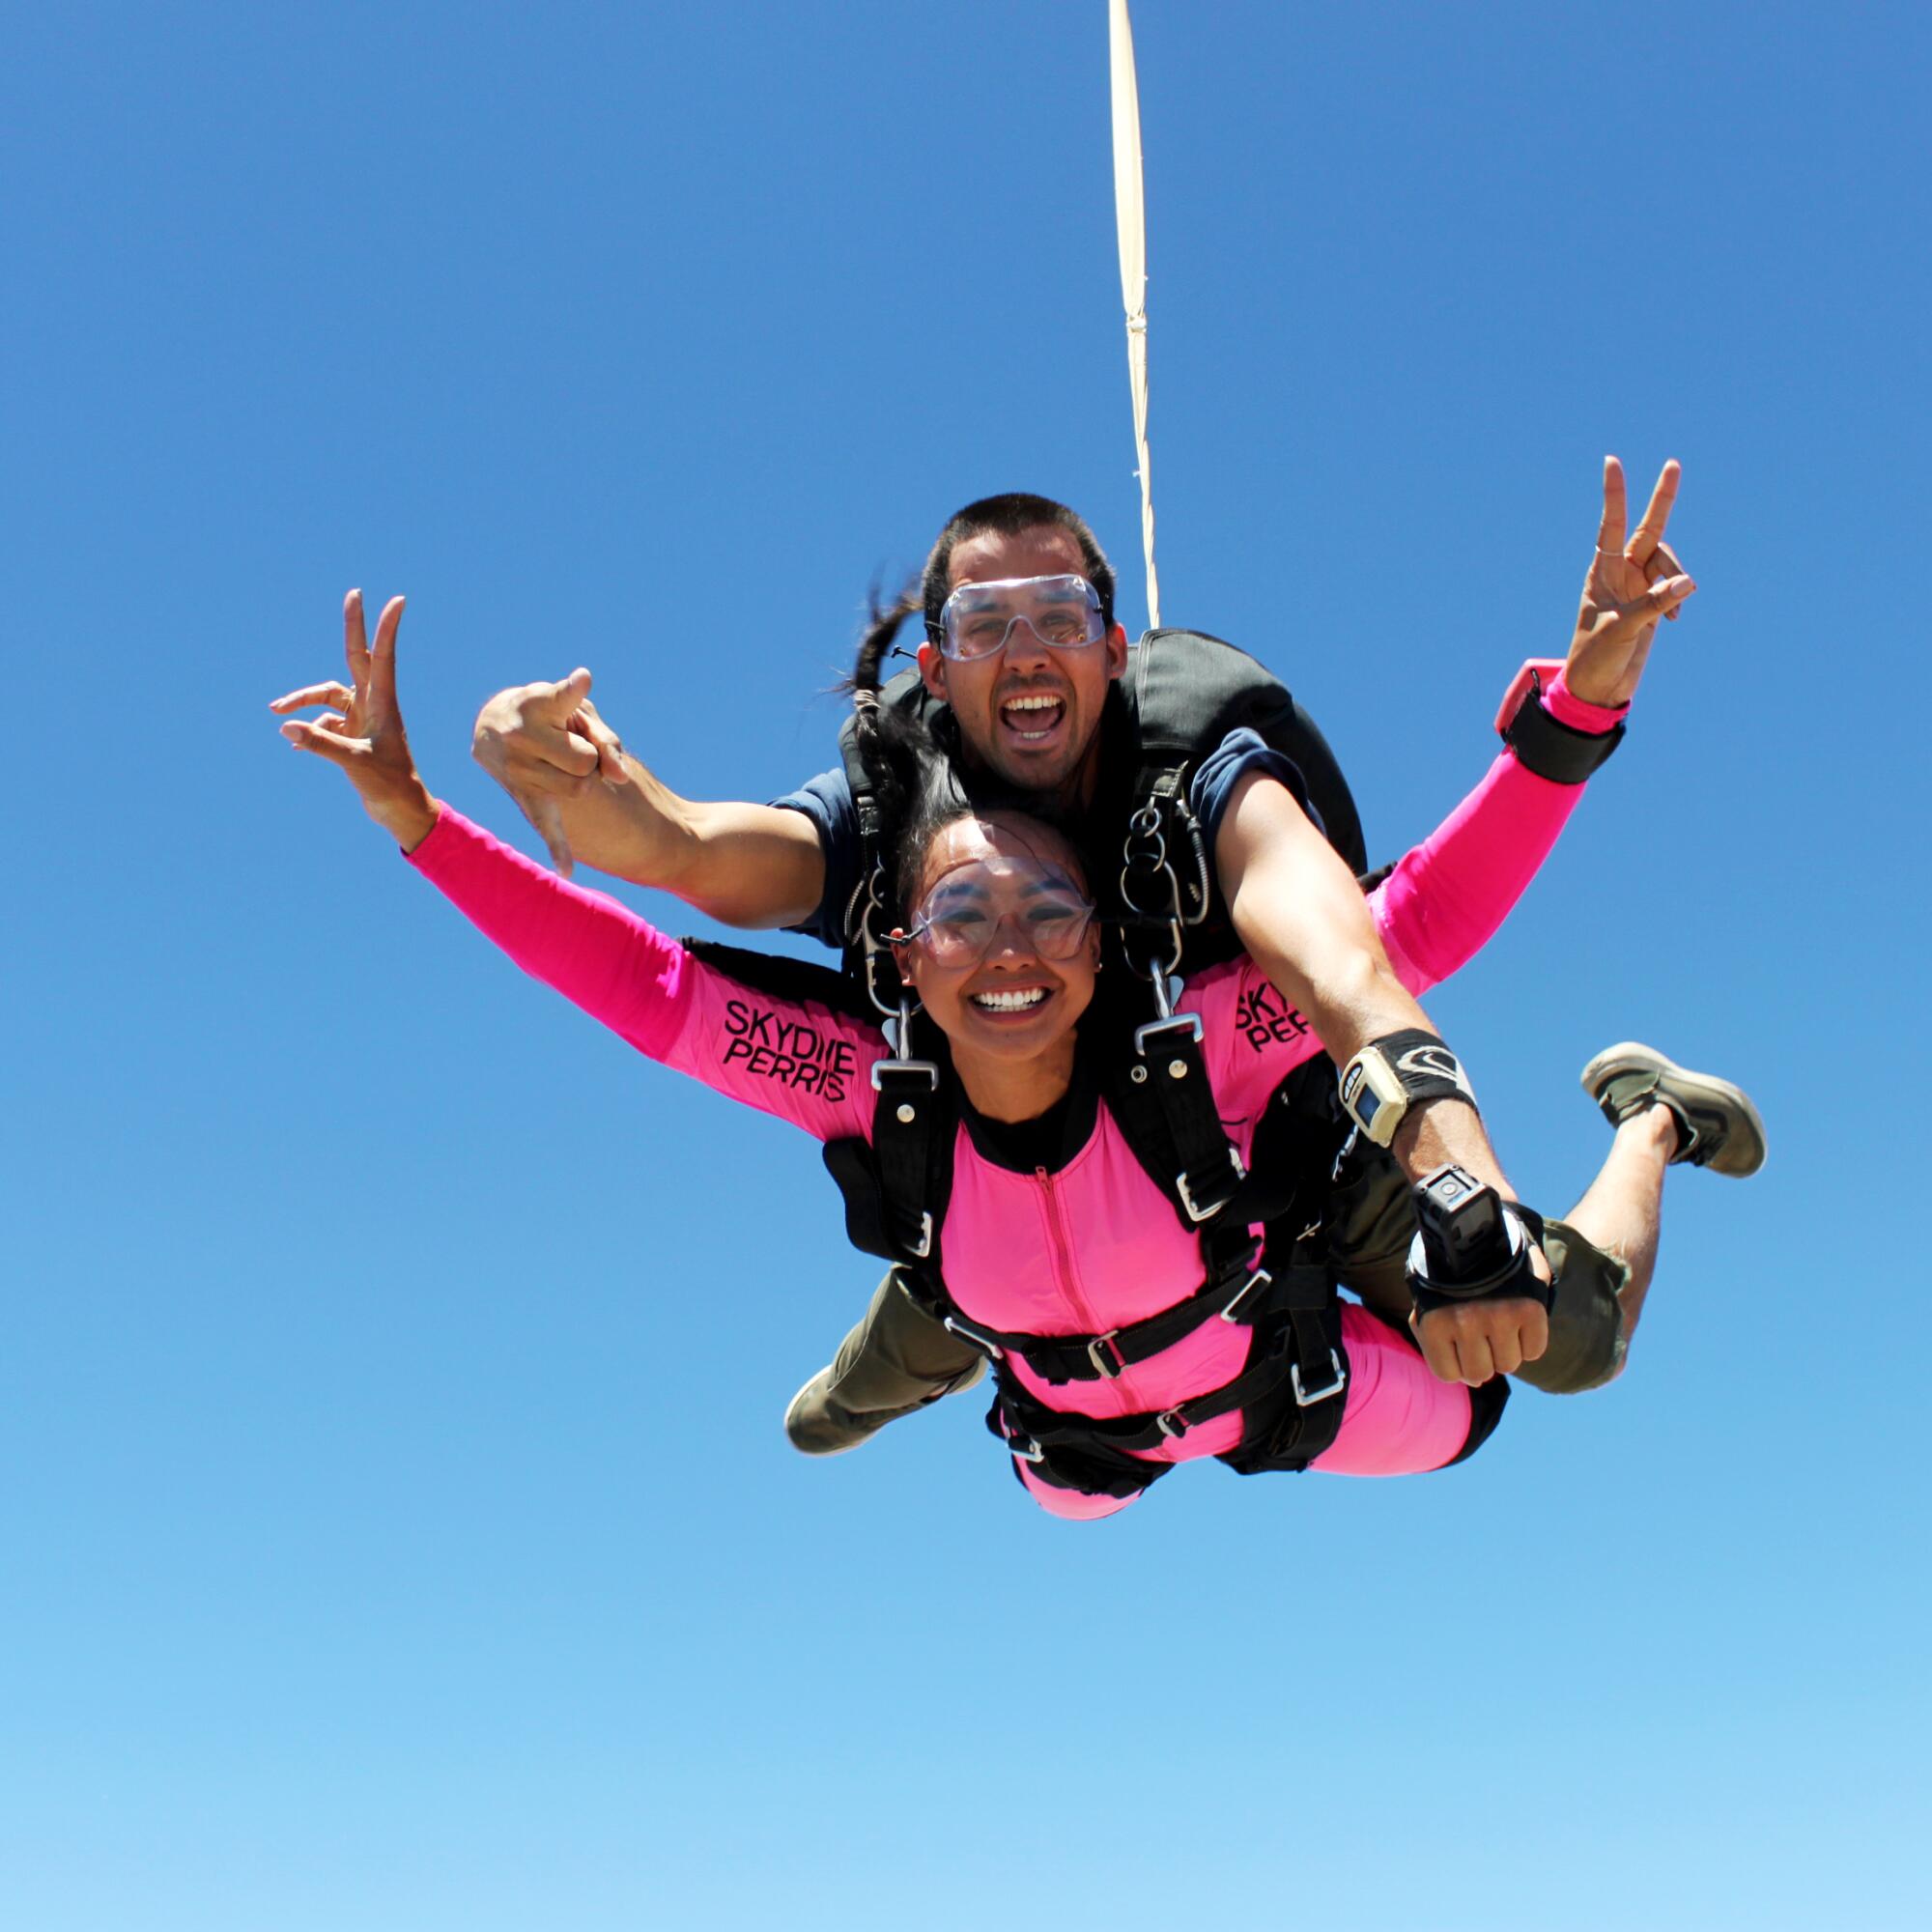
[271,591,879,1144]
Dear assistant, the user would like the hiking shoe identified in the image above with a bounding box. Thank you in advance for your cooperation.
[1580,1041,1766,1178]
[782,1356,987,1457]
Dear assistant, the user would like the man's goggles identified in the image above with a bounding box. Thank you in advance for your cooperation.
[934,575,1108,663]
[895,855,1097,969]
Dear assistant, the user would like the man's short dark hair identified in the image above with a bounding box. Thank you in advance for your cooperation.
[920,494,1118,640]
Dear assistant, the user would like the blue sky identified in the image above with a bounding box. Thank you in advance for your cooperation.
[6,3,1927,1927]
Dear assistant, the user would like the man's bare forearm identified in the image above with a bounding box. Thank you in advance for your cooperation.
[536,756,828,929]
[1217,774,1516,1196]
[470,675,829,926]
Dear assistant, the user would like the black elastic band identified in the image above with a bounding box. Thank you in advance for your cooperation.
[1502,672,1625,783]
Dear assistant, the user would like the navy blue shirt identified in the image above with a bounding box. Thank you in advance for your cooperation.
[771,725,1314,950]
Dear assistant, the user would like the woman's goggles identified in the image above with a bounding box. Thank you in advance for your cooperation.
[895,857,1097,969]
[934,574,1108,663]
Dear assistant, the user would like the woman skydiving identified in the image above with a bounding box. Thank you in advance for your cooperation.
[271,590,1761,1520]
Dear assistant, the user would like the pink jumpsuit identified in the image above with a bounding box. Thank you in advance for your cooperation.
[409,667,1622,1518]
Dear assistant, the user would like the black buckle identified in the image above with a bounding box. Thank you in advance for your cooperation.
[1086,1330,1126,1379]
[1133,1010,1204,1058]
[1218,1265,1271,1322]
[942,1314,1003,1361]
[1176,1147,1246,1222]
[1291,1349,1347,1406]
[1155,1406,1192,1440]
[871,1059,939,1093]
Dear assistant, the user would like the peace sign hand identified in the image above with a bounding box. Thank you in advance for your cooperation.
[270,590,440,850]
[1564,456,1698,709]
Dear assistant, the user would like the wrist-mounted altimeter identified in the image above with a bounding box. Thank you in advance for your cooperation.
[1338,1030,1477,1148]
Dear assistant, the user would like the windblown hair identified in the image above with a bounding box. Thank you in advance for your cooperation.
[842,490,1110,927]
[919,493,1116,641]
[846,589,1081,927]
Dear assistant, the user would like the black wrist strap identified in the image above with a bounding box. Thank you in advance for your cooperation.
[1503,670,1625,783]
[1407,1203,1553,1315]
[1376,1030,1479,1110]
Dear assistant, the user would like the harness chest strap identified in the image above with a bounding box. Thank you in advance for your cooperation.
[934,1238,1268,1384]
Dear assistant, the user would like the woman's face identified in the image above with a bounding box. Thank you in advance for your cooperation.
[892,811,1100,1065]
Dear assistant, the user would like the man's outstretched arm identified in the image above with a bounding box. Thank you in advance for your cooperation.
[1217,778,1515,1184]
[471,669,827,928]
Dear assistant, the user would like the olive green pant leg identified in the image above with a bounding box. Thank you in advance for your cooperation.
[1321,1145,1629,1395]
[1520,1216,1629,1393]
[819,1269,986,1421]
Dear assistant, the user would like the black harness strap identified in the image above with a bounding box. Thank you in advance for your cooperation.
[993,1424,1182,1502]
[939,1240,1265,1384]
[869,1055,947,1263]
[1118,1010,1249,1226]
[989,1328,1303,1459]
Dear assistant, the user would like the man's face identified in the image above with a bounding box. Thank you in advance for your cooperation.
[917,526,1128,801]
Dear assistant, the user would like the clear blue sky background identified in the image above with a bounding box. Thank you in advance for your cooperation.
[7,4,1927,1927]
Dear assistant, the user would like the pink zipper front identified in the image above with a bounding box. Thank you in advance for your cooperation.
[1035,1166,1103,1335]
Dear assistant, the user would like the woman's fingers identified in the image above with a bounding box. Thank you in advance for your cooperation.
[270,681,355,714]
[1645,539,1688,620]
[1596,455,1629,557]
[343,587,373,688]
[1626,458,1682,565]
[1634,574,1697,622]
[279,716,362,764]
[367,594,406,707]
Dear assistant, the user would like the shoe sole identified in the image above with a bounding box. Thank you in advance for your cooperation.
[1579,1041,1767,1178]
[783,1371,867,1457]
[783,1354,987,1458]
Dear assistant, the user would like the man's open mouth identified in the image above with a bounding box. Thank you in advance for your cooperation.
[998,692,1066,744]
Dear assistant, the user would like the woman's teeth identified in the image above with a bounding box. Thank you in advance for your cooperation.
[971,987,1048,1011]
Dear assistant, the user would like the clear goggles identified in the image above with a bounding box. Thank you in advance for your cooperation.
[933,574,1108,662]
[894,854,1097,969]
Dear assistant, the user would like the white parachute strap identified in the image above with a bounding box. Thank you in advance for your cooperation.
[1109,0,1159,634]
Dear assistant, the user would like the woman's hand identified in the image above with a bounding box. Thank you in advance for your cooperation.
[271,590,440,851]
[1563,456,1698,709]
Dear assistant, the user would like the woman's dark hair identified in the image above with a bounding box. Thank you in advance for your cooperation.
[846,589,1080,928]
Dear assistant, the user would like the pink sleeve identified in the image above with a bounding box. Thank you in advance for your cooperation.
[1367,665,1619,997]
[407,809,879,1144]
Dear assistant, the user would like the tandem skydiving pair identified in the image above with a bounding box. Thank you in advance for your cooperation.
[274,462,1764,1518]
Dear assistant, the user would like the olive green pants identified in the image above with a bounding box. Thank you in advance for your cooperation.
[803,1145,1630,1435]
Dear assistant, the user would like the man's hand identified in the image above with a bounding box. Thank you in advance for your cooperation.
[1564,456,1698,708]
[472,669,828,923]
[471,669,628,876]
[1413,1289,1551,1386]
